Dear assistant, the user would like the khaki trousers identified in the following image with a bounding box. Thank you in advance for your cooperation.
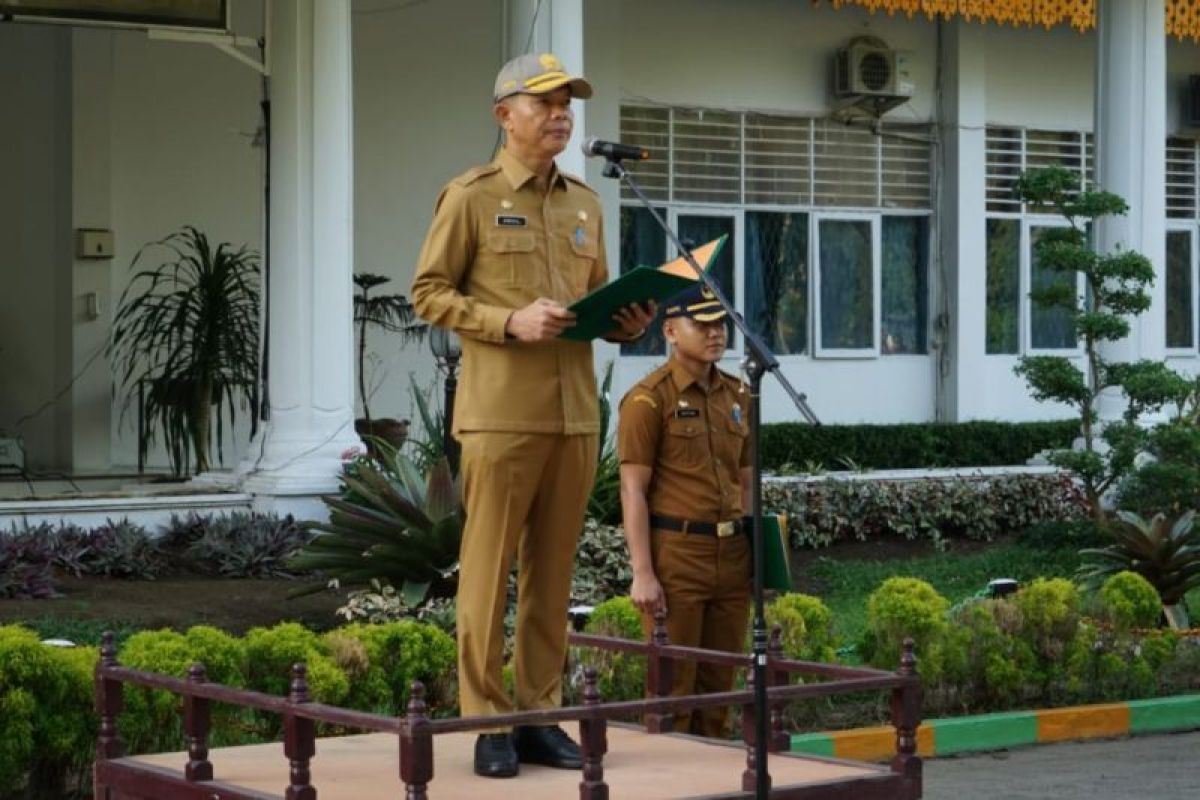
[456,431,598,729]
[642,528,751,739]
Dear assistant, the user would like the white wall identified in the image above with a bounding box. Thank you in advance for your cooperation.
[104,21,265,470]
[0,23,73,472]
[351,0,505,427]
[0,7,265,475]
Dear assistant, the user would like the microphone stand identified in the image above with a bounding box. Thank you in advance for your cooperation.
[600,156,819,800]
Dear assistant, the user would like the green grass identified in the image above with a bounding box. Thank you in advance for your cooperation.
[806,542,1084,647]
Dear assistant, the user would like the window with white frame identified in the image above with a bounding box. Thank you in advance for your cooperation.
[1166,137,1200,354]
[617,106,932,358]
[984,127,1091,355]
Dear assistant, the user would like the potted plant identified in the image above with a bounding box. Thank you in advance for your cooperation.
[352,273,425,454]
[109,226,260,477]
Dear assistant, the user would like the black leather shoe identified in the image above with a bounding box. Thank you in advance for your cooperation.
[514,724,583,769]
[473,733,519,778]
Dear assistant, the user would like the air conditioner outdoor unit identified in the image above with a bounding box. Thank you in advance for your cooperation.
[832,39,913,100]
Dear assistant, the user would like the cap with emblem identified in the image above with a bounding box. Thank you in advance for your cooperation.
[494,52,593,102]
[662,283,728,322]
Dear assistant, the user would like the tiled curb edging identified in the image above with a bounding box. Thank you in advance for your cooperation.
[790,694,1200,761]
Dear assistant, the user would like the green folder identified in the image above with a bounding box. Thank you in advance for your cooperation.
[558,235,729,341]
[758,514,792,592]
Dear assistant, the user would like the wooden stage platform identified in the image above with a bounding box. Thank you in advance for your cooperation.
[122,726,887,799]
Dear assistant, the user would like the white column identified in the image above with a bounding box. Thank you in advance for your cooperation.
[938,21,988,421]
[505,0,587,176]
[241,0,358,517]
[1094,0,1168,422]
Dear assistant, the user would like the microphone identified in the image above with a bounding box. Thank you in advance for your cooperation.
[581,136,650,161]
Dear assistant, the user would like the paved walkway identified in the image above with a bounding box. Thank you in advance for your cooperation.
[923,731,1200,800]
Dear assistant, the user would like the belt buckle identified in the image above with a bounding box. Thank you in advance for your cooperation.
[717,520,736,538]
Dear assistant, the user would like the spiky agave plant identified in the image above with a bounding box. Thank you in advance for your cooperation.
[290,446,462,607]
[1078,509,1200,627]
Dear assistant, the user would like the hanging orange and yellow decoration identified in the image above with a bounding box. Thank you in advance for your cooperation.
[821,0,1200,41]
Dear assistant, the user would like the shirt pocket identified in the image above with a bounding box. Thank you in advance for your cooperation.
[720,415,750,470]
[567,228,599,296]
[664,416,707,469]
[484,230,538,289]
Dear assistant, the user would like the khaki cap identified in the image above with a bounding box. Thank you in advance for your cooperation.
[494,52,593,102]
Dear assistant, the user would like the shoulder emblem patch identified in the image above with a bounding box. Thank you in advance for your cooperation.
[631,394,658,409]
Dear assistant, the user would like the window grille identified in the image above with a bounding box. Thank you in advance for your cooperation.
[620,105,932,210]
[1167,137,1198,220]
[985,127,1092,213]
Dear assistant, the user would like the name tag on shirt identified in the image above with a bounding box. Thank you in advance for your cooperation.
[674,408,701,419]
[496,215,527,227]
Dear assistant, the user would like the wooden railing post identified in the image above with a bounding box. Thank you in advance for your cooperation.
[890,638,923,799]
[94,631,125,762]
[740,667,769,794]
[183,663,213,782]
[578,667,609,800]
[644,609,675,733]
[400,681,433,800]
[284,663,316,800]
[767,625,789,753]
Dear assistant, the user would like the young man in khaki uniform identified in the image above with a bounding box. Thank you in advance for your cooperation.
[411,53,653,778]
[617,283,753,739]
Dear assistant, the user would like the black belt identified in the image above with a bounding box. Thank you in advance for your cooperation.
[650,514,744,538]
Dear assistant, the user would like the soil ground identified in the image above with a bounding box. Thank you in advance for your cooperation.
[0,575,346,638]
[0,535,1005,642]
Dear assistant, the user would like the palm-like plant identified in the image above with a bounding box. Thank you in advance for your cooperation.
[1079,510,1200,626]
[109,227,259,476]
[291,446,463,607]
[353,273,425,424]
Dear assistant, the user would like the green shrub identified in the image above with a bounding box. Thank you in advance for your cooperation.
[0,627,96,796]
[1013,578,1080,662]
[1099,571,1162,630]
[242,622,350,740]
[863,578,948,668]
[243,622,348,704]
[572,597,645,703]
[764,593,836,663]
[764,473,1085,549]
[1063,621,1158,703]
[928,601,1037,713]
[327,621,456,715]
[1116,422,1200,516]
[118,626,248,753]
[761,420,1080,472]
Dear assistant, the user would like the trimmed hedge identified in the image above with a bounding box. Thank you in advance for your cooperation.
[0,620,454,798]
[763,472,1087,549]
[761,420,1079,472]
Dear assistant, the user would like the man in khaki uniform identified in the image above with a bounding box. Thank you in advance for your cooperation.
[411,52,653,778]
[617,283,752,739]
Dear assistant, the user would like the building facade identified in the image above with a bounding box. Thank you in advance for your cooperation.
[2,0,1200,514]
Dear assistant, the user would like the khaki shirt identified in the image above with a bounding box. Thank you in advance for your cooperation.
[411,148,609,434]
[617,360,751,522]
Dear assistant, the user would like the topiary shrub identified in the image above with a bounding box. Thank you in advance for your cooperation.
[1012,578,1080,663]
[570,596,645,704]
[862,578,948,669]
[764,593,837,663]
[1099,571,1162,630]
[327,621,456,716]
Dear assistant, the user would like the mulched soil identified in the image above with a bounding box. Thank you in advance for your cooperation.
[0,576,347,636]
